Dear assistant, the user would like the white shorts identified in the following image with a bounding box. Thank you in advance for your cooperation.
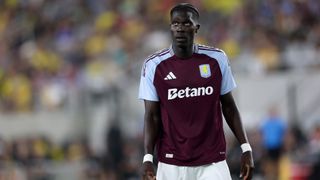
[156,160,232,180]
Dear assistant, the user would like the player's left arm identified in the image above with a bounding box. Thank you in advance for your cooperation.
[220,92,254,180]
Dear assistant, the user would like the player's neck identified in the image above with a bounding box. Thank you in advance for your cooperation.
[173,44,194,59]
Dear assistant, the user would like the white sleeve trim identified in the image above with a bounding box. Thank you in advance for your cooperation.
[138,58,159,101]
[220,64,237,95]
[212,51,237,95]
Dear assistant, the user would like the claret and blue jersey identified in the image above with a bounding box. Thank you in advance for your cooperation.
[139,44,237,166]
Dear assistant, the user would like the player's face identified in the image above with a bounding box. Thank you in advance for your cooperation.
[170,10,199,48]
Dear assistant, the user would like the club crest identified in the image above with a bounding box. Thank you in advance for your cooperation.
[199,64,211,78]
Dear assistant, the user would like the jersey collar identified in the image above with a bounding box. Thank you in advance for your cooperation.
[169,44,199,56]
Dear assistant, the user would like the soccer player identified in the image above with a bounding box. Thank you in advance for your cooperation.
[138,3,254,180]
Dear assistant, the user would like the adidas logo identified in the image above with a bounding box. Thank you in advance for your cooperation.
[164,72,176,80]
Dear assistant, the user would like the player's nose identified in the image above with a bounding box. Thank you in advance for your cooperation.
[175,24,185,32]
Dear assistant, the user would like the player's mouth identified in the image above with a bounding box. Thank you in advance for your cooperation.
[176,37,187,42]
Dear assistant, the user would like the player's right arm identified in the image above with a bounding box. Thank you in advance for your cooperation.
[138,56,160,179]
[142,100,161,180]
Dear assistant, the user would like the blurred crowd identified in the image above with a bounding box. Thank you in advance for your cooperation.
[227,107,320,180]
[0,125,143,179]
[0,0,320,179]
[0,0,319,112]
[1,114,320,179]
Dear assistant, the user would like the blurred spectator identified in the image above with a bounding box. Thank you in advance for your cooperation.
[308,125,320,180]
[309,124,320,154]
[106,124,124,171]
[260,106,288,180]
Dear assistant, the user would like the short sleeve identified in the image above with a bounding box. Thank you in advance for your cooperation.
[138,60,159,101]
[220,53,237,95]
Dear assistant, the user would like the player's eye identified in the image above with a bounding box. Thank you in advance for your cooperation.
[172,22,179,26]
[184,22,192,26]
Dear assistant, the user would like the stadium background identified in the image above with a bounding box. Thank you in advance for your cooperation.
[0,0,319,179]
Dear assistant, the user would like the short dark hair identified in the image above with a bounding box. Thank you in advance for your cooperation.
[170,3,199,19]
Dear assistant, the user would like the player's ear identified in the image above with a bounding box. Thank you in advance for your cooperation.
[195,24,200,33]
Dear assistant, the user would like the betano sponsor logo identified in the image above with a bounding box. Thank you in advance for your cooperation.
[168,86,214,100]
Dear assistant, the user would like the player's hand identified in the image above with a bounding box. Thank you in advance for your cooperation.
[239,151,254,180]
[142,162,156,180]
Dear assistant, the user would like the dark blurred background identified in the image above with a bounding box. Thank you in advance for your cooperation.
[0,0,319,179]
